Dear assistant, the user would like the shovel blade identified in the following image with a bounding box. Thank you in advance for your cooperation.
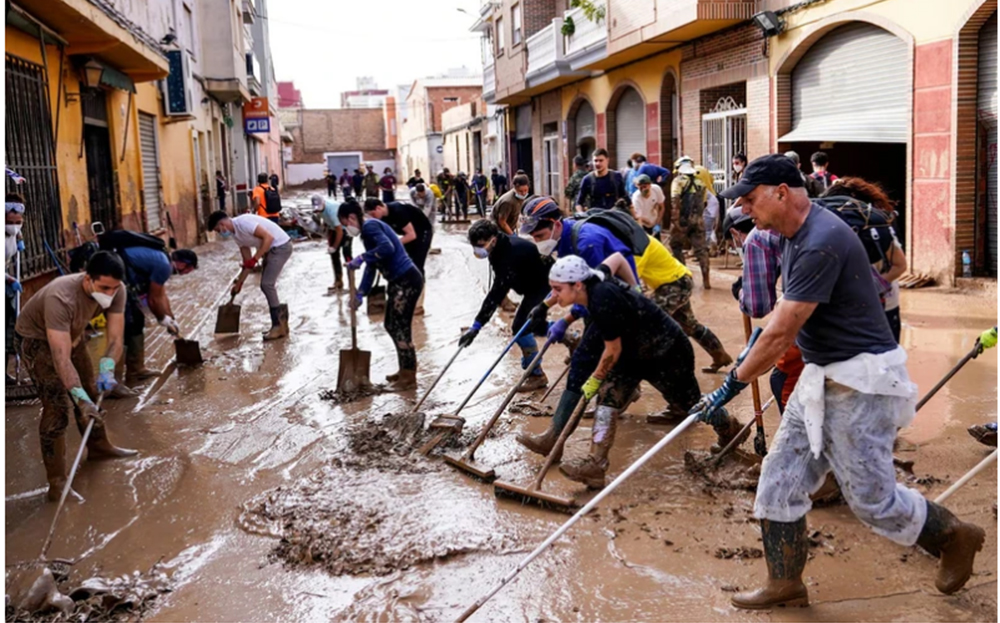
[174,339,203,366]
[214,303,242,334]
[336,348,372,394]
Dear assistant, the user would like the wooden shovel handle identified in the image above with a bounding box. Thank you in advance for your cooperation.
[347,269,358,350]
[531,394,590,490]
[742,314,763,422]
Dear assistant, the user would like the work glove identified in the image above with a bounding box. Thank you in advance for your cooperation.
[242,257,258,270]
[327,246,337,255]
[7,280,21,294]
[159,315,181,336]
[731,276,743,303]
[582,376,604,401]
[547,318,569,343]
[347,256,364,271]
[691,368,748,425]
[528,301,550,327]
[652,224,661,236]
[459,321,482,348]
[96,356,117,393]
[977,326,998,355]
[350,292,363,311]
[569,304,589,320]
[16,240,24,252]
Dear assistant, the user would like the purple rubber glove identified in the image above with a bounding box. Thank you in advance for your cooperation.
[347,256,364,271]
[547,318,569,343]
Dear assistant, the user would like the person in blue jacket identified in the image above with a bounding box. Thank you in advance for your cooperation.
[339,198,424,391]
[626,152,671,195]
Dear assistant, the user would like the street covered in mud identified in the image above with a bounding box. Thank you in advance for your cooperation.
[5,192,997,622]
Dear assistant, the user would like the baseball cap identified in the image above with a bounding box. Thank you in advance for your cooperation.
[519,196,561,234]
[635,174,652,185]
[718,154,804,200]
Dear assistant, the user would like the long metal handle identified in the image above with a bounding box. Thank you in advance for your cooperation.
[530,395,589,490]
[462,339,552,461]
[916,340,981,411]
[452,319,533,417]
[456,413,700,622]
[39,392,105,561]
[742,314,767,456]
[347,269,358,351]
[411,345,464,414]
[934,449,997,504]
[539,364,569,403]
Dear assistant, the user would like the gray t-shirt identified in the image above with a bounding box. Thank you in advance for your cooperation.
[780,203,896,366]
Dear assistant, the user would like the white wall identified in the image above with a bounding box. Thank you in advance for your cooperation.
[286,163,326,186]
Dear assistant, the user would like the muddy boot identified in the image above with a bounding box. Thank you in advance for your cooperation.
[701,262,711,290]
[967,423,997,447]
[262,305,289,341]
[44,437,68,502]
[916,501,985,594]
[517,371,548,393]
[517,390,582,462]
[693,326,733,373]
[710,408,750,452]
[124,333,160,385]
[560,406,617,489]
[646,403,688,425]
[731,517,810,609]
[86,426,138,460]
[388,369,417,391]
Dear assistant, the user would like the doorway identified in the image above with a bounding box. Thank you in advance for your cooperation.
[82,90,119,229]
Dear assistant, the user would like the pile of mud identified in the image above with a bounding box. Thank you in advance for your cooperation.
[509,400,552,418]
[6,563,170,622]
[319,383,389,405]
[239,471,515,577]
[336,411,440,473]
[684,449,761,491]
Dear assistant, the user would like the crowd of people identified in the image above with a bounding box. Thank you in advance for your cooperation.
[5,145,995,613]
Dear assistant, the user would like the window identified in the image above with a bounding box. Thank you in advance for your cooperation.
[496,17,504,55]
[512,4,522,45]
[183,4,196,58]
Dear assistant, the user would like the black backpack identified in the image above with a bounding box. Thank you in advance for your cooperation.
[264,186,282,214]
[67,230,167,273]
[570,208,650,257]
[815,196,896,267]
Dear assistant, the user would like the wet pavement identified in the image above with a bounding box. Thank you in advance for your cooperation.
[5,197,997,621]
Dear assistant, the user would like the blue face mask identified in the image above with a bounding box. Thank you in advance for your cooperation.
[219,230,233,239]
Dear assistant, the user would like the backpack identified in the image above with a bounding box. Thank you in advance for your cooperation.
[570,208,650,257]
[67,230,167,273]
[264,186,282,214]
[814,196,896,267]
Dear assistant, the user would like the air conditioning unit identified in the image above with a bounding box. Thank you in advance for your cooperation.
[164,49,194,116]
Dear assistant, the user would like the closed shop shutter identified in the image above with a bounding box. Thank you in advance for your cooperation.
[979,13,997,275]
[575,100,595,141]
[781,23,909,143]
[515,104,532,140]
[138,112,162,231]
[614,88,645,168]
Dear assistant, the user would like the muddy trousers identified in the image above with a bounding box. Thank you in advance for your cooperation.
[512,288,550,375]
[329,238,352,283]
[19,336,110,476]
[755,382,927,545]
[668,216,709,275]
[651,276,728,362]
[385,267,424,372]
[261,241,293,309]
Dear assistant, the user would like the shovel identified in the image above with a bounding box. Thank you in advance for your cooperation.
[418,319,535,456]
[443,338,554,482]
[742,315,767,457]
[173,334,203,366]
[336,269,372,394]
[214,268,250,334]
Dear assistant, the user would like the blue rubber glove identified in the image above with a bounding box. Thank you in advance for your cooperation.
[459,321,482,348]
[96,357,117,393]
[8,280,21,293]
[569,304,589,320]
[16,240,24,252]
[547,318,569,343]
[691,369,748,425]
[652,224,661,236]
[347,256,364,271]
[582,376,604,401]
[350,292,363,310]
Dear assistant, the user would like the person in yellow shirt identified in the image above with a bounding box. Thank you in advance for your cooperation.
[635,234,732,374]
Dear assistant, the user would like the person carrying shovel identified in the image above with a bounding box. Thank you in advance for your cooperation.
[459,218,552,392]
[338,199,424,391]
[14,251,137,501]
[207,210,293,341]
[312,195,350,293]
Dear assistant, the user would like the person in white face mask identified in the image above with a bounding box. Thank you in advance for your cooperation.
[14,250,137,501]
[490,173,531,235]
[6,193,25,379]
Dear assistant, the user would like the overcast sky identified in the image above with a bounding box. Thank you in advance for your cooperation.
[268,0,484,108]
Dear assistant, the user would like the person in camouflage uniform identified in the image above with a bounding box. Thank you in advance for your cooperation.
[669,156,711,289]
[563,155,588,214]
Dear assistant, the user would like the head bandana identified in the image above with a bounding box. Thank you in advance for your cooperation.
[549,255,603,284]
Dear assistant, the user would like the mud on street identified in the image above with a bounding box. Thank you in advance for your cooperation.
[6,194,998,622]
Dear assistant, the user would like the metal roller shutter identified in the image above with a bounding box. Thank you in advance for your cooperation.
[138,112,163,231]
[614,88,645,169]
[979,13,997,275]
[781,23,909,143]
[515,104,532,140]
[575,100,595,140]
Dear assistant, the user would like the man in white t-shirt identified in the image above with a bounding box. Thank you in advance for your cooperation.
[208,210,293,340]
[630,174,665,235]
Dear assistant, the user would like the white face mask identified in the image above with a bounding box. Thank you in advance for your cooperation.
[473,246,490,259]
[91,291,115,309]
[733,164,744,173]
[514,191,527,201]
[345,225,361,238]
[535,238,558,257]
[6,224,21,237]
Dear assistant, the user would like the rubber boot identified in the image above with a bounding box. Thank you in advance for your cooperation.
[262,305,289,341]
[517,390,582,461]
[701,261,711,290]
[388,368,417,391]
[44,437,68,502]
[710,408,750,452]
[731,517,810,609]
[518,370,548,393]
[86,425,138,460]
[916,501,985,594]
[108,364,138,399]
[559,405,618,489]
[693,326,733,372]
[124,333,160,385]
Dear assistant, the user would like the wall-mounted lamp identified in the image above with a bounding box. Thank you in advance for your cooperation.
[64,58,105,103]
[752,11,784,38]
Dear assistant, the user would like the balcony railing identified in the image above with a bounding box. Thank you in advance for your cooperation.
[563,4,607,68]
[483,62,496,102]
[526,19,564,82]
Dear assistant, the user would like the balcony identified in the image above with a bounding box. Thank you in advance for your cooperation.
[563,4,608,70]
[483,62,496,103]
[525,19,571,88]
[242,0,256,24]
[246,52,262,95]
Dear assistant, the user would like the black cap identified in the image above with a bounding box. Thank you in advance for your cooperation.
[719,154,803,200]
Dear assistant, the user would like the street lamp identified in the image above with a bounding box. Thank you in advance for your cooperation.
[80,58,105,89]
[752,11,784,38]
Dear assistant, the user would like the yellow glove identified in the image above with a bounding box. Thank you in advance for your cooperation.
[980,326,997,350]
[582,376,604,401]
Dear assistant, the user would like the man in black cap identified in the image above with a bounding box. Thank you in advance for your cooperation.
[693,154,984,610]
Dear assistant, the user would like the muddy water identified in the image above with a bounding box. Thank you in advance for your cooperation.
[6,199,997,622]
